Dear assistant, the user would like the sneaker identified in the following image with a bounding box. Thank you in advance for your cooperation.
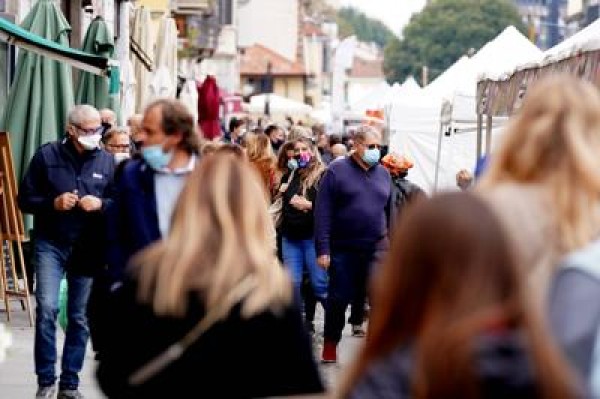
[58,389,84,399]
[321,340,337,363]
[35,385,56,399]
[352,324,366,337]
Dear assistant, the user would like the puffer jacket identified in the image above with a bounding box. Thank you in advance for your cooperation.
[348,331,544,399]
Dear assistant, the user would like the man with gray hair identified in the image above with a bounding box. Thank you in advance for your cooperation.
[18,104,115,399]
[315,126,390,363]
[330,143,348,160]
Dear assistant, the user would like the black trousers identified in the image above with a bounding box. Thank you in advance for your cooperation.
[324,249,380,343]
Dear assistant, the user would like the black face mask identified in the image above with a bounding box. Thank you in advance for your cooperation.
[272,139,283,151]
[101,122,112,135]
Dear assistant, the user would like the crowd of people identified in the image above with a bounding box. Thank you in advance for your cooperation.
[16,74,600,398]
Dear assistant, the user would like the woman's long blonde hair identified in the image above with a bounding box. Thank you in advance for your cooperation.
[295,137,326,194]
[132,153,292,318]
[479,75,600,251]
[245,133,275,163]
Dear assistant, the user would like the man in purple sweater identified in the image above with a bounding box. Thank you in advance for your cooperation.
[315,127,391,363]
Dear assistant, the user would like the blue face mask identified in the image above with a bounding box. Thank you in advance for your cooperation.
[362,148,381,167]
[142,143,173,171]
[287,158,298,171]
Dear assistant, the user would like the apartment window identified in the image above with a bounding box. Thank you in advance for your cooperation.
[219,0,233,25]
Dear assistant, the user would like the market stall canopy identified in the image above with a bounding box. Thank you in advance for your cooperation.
[131,6,153,112]
[75,16,116,112]
[1,0,78,184]
[423,56,472,101]
[148,15,178,100]
[543,18,600,62]
[400,76,422,95]
[116,1,136,123]
[471,26,542,82]
[0,15,112,76]
[310,102,332,124]
[248,94,313,114]
[350,81,391,113]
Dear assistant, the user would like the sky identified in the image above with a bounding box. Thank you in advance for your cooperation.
[340,0,427,37]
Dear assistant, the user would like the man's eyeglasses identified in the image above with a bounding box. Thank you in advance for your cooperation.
[74,124,103,136]
[366,144,381,150]
[106,144,131,151]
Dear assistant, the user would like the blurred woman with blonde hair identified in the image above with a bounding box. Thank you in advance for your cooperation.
[478,75,600,305]
[97,154,324,398]
[245,133,277,198]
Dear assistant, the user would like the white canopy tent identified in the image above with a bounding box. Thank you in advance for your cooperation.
[389,26,542,193]
[389,56,474,191]
[349,81,392,114]
[248,94,313,116]
[399,76,422,95]
[472,20,600,162]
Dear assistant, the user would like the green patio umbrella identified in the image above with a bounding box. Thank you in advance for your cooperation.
[75,16,117,116]
[0,0,74,182]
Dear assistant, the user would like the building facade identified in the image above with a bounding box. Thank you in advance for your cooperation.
[237,0,299,62]
[513,0,568,48]
[239,43,306,102]
[565,0,600,29]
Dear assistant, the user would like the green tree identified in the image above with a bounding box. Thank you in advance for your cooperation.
[336,7,396,49]
[384,0,526,85]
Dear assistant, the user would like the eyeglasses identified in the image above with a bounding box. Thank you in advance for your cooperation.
[107,144,131,151]
[366,144,381,150]
[74,124,103,136]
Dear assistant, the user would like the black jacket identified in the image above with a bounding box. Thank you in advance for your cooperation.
[280,171,319,240]
[97,278,324,398]
[105,159,162,284]
[388,174,424,231]
[18,140,115,244]
[348,332,544,399]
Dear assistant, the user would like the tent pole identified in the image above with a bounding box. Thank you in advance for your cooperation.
[476,112,483,162]
[434,122,445,192]
[485,114,493,154]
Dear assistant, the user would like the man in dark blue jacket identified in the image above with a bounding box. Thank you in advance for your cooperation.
[315,126,390,363]
[18,105,115,399]
[105,99,198,287]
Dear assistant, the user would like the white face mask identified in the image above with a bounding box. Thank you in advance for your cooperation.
[77,134,102,151]
[114,152,131,164]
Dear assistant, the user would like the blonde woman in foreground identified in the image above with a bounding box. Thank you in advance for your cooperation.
[97,154,324,398]
[478,75,600,306]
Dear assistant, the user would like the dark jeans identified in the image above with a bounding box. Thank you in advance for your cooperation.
[348,291,367,326]
[34,239,93,390]
[324,249,380,343]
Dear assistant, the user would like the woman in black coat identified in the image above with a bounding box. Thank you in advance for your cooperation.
[97,154,324,398]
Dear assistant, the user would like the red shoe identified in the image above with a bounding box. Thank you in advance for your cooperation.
[321,340,338,363]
